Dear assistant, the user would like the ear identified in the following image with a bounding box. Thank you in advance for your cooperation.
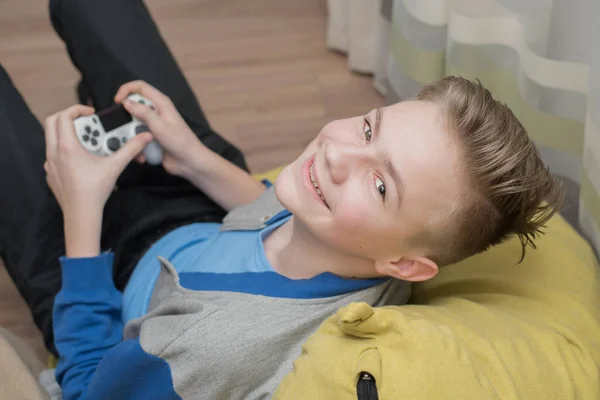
[375,257,439,282]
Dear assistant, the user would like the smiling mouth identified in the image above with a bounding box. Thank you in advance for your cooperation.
[309,162,330,209]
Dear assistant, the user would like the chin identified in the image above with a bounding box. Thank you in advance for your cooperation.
[274,163,297,211]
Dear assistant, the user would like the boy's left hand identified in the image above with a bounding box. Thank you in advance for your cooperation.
[44,105,153,218]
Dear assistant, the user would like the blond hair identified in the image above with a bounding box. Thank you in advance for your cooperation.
[415,76,565,266]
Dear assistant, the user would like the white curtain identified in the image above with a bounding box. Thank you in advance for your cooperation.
[326,0,390,94]
[327,0,600,256]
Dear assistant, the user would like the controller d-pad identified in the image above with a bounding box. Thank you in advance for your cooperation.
[91,138,98,146]
[107,137,121,152]
[92,130,100,137]
[135,124,150,135]
[85,126,92,134]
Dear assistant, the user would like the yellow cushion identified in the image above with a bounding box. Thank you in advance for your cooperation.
[253,166,286,184]
[256,166,600,399]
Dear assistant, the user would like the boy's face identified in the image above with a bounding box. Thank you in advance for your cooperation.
[275,101,464,278]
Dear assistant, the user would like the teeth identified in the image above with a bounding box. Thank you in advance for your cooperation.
[309,164,317,188]
[309,162,329,207]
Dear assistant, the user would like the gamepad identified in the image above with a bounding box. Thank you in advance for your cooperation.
[73,94,164,165]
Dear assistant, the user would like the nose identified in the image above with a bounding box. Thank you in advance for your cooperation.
[324,141,373,184]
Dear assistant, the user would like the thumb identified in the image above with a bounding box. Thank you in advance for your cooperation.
[123,100,166,134]
[111,132,154,170]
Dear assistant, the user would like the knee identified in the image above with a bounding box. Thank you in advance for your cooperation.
[0,65,11,86]
[49,0,75,21]
[48,0,68,38]
[49,0,61,14]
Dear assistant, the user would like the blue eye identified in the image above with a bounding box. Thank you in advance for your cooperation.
[375,176,386,199]
[363,119,372,142]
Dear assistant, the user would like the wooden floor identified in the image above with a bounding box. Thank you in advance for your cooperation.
[0,0,383,361]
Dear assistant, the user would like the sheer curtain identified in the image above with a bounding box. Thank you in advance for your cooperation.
[327,0,600,255]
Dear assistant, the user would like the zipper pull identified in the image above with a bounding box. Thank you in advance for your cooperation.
[357,372,378,400]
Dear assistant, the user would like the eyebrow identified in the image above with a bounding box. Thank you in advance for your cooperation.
[384,155,404,206]
[375,107,383,139]
[375,107,404,206]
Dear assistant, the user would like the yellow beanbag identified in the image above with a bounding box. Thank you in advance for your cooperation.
[257,167,600,399]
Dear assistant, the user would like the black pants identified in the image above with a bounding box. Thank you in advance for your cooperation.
[0,0,248,356]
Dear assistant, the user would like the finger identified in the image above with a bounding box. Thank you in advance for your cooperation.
[44,114,59,158]
[122,100,166,133]
[114,80,175,113]
[111,132,153,171]
[54,105,93,150]
[135,154,146,164]
[64,104,95,120]
[114,81,146,103]
[56,105,95,148]
[56,114,78,151]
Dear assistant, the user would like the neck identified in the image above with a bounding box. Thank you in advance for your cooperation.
[263,217,379,280]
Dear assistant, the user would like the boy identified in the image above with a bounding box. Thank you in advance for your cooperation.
[0,0,563,398]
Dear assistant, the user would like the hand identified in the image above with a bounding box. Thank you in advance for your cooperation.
[115,81,207,177]
[44,105,153,218]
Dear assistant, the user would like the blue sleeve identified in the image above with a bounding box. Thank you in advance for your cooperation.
[83,339,181,399]
[53,253,181,400]
[53,253,124,399]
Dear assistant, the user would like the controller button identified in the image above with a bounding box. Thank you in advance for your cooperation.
[135,124,149,134]
[139,99,146,105]
[122,136,128,143]
[93,117,98,124]
[92,130,100,137]
[85,126,92,134]
[91,138,98,146]
[107,137,121,152]
[82,135,90,142]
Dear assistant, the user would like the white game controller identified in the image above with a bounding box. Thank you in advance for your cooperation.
[73,93,164,165]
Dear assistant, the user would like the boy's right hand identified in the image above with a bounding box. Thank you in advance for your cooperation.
[116,81,266,212]
[115,80,208,177]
